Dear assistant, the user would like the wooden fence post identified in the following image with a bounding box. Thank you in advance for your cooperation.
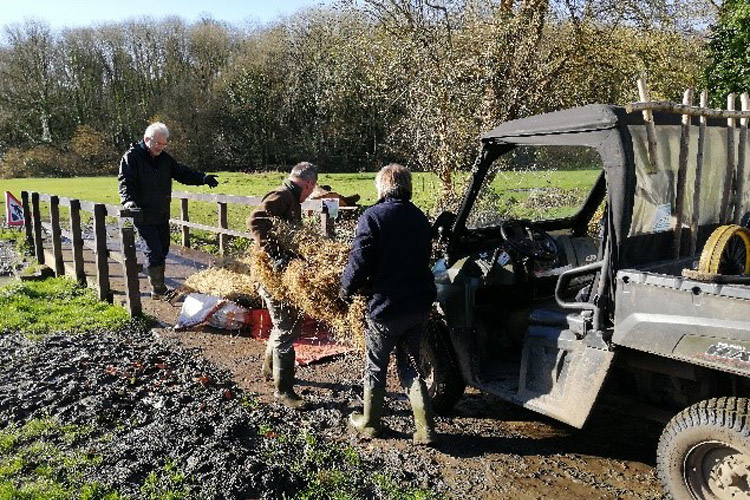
[721,93,737,223]
[180,197,190,248]
[320,205,334,238]
[93,204,111,302]
[638,78,660,174]
[69,199,86,285]
[690,90,709,256]
[120,222,142,317]
[737,93,749,224]
[21,191,34,253]
[31,192,45,265]
[49,195,65,276]
[218,201,228,255]
[673,88,693,258]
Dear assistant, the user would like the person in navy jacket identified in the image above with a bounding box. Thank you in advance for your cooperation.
[340,163,438,445]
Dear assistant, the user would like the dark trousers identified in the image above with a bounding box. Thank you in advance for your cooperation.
[364,312,429,389]
[134,222,170,268]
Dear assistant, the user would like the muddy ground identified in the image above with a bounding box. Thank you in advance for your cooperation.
[157,315,665,500]
[0,231,666,499]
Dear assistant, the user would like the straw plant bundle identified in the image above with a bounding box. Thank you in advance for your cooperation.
[183,256,264,309]
[250,218,367,348]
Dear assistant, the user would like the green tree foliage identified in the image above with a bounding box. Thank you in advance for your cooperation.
[702,0,750,104]
[0,2,714,183]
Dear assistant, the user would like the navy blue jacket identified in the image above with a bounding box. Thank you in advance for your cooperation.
[118,141,207,224]
[341,197,436,322]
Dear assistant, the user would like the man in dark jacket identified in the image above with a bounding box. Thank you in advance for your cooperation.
[340,163,438,445]
[118,122,218,299]
[247,162,318,409]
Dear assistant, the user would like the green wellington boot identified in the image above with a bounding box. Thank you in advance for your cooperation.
[349,385,385,439]
[407,380,438,445]
[146,264,168,300]
[273,350,306,410]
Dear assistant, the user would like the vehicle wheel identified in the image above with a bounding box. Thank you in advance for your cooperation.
[419,315,466,415]
[656,397,750,500]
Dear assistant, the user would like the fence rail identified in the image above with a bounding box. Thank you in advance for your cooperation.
[21,190,352,317]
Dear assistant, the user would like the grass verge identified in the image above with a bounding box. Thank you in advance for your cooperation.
[0,277,132,338]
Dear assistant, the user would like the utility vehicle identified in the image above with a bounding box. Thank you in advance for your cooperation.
[423,103,750,500]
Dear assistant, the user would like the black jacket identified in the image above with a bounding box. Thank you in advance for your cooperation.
[118,141,207,224]
[341,197,436,322]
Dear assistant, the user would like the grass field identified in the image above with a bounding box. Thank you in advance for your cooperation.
[1,169,600,251]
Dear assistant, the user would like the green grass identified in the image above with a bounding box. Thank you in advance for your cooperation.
[0,277,131,338]
[0,418,122,500]
[1,169,600,253]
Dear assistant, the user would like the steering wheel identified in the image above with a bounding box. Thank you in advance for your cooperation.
[500,220,559,261]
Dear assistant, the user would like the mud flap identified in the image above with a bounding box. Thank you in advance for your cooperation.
[516,325,614,428]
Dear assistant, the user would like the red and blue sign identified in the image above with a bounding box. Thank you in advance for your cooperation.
[5,191,24,226]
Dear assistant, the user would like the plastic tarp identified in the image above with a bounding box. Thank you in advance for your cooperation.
[175,293,353,366]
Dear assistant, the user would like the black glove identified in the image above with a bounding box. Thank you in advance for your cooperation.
[204,174,219,188]
[123,201,140,210]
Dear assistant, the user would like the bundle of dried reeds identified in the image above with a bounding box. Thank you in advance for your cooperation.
[183,255,263,309]
[250,219,367,348]
[186,217,367,348]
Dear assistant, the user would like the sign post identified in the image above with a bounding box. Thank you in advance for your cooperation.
[4,191,24,226]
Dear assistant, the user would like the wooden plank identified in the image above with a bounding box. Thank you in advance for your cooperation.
[79,201,97,213]
[172,191,263,205]
[690,90,709,256]
[69,199,87,285]
[721,94,737,223]
[168,219,253,239]
[673,88,693,259]
[31,192,45,265]
[626,101,750,120]
[637,78,659,175]
[218,201,228,255]
[21,191,34,253]
[737,93,749,224]
[93,204,111,302]
[119,224,142,317]
[48,195,65,277]
[180,198,190,247]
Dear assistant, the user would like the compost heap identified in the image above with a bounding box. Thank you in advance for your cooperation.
[186,218,367,348]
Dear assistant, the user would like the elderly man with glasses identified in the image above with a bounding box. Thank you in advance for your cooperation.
[118,121,219,300]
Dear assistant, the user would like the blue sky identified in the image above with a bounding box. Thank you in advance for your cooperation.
[0,0,331,29]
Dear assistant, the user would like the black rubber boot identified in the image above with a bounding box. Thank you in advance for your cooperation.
[146,264,168,300]
[273,350,306,410]
[350,385,385,439]
[407,380,438,445]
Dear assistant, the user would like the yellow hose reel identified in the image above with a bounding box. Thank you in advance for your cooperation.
[698,224,750,275]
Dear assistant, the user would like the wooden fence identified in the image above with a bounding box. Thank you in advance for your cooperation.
[21,190,352,317]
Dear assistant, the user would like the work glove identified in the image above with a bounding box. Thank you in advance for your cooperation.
[123,201,140,210]
[204,174,219,188]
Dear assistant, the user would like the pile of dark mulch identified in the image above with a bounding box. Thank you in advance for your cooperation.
[0,323,442,499]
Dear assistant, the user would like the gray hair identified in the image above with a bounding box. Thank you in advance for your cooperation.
[289,161,318,182]
[375,163,412,200]
[144,122,170,141]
